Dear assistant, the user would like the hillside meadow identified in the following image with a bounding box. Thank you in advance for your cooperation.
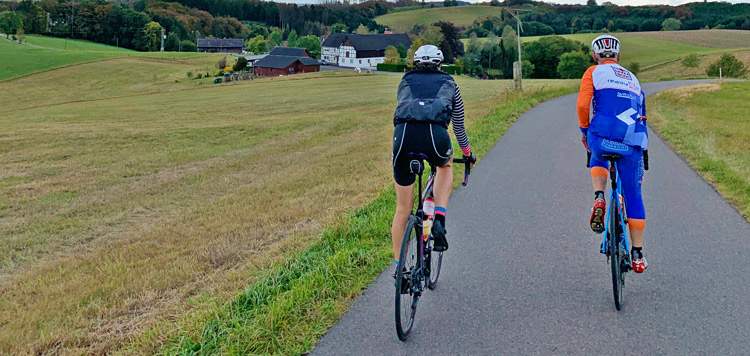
[0,55,576,353]
[375,5,504,32]
[648,82,750,220]
[0,36,209,81]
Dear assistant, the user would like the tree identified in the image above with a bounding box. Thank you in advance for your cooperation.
[396,43,408,58]
[354,24,369,34]
[557,51,591,79]
[384,45,400,64]
[181,40,196,52]
[0,11,24,36]
[287,29,298,47]
[706,53,746,78]
[233,56,248,72]
[523,35,588,78]
[165,32,180,51]
[661,18,682,31]
[682,54,699,68]
[490,0,501,6]
[639,19,661,32]
[217,57,227,69]
[422,26,443,46]
[246,35,267,54]
[331,23,348,34]
[268,29,283,48]
[435,21,462,63]
[136,21,163,52]
[297,35,321,58]
[461,34,483,77]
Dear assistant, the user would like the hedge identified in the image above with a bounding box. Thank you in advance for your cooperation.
[376,63,408,72]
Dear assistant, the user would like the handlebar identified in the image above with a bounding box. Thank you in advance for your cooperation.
[452,154,476,186]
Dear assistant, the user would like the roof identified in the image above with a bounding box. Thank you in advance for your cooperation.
[197,38,244,48]
[299,57,321,66]
[270,47,309,57]
[243,54,267,61]
[254,55,320,69]
[322,33,347,48]
[345,34,412,51]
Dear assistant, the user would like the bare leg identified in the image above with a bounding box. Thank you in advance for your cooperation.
[432,160,453,208]
[630,228,644,248]
[392,182,415,261]
[592,176,606,193]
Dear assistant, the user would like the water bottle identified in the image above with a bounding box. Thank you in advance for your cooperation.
[422,197,435,241]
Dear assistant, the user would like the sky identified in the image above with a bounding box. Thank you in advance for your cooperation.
[539,0,749,4]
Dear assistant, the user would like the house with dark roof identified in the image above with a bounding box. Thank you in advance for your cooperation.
[253,55,320,77]
[321,33,411,69]
[269,47,310,57]
[197,38,244,54]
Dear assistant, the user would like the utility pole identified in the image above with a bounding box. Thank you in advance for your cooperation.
[506,8,530,91]
[160,28,166,52]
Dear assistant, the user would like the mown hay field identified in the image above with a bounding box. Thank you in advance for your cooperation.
[0,55,576,354]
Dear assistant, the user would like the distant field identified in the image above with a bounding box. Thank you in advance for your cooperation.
[0,36,208,81]
[648,82,750,220]
[461,30,749,76]
[638,49,750,81]
[23,34,134,51]
[0,55,576,353]
[375,5,503,32]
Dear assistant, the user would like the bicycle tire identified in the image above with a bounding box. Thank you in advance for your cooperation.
[395,216,420,341]
[427,236,443,290]
[610,198,623,311]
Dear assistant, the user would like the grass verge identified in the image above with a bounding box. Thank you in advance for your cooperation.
[159,84,578,355]
[648,82,750,221]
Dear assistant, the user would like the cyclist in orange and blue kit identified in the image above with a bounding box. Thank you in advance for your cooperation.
[578,35,649,273]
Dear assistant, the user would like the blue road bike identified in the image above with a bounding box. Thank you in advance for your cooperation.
[395,153,473,341]
[588,151,647,310]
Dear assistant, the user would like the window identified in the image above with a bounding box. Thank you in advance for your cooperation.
[346,51,350,57]
[289,68,294,72]
[359,60,361,64]
[350,59,353,64]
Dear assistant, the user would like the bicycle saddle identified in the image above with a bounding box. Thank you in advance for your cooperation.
[601,153,623,161]
[407,152,427,175]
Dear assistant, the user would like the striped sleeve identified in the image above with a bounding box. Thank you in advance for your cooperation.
[452,85,471,156]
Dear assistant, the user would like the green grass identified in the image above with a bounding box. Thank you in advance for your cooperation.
[0,36,208,81]
[648,82,750,220]
[0,48,575,354]
[375,5,504,32]
[22,34,134,51]
[156,84,579,355]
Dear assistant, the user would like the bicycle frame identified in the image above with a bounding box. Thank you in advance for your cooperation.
[412,165,437,285]
[600,161,631,257]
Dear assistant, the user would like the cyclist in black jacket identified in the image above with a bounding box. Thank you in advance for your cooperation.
[391,45,475,267]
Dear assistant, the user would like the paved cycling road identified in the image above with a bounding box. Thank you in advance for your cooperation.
[312,80,750,355]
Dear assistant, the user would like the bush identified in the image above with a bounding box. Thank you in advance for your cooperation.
[626,61,641,76]
[196,73,203,79]
[682,54,699,68]
[186,71,193,79]
[661,18,682,31]
[706,54,747,78]
[557,51,591,79]
[376,63,408,72]
[234,57,248,72]
[180,40,196,52]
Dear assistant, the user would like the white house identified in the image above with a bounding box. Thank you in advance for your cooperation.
[321,33,412,69]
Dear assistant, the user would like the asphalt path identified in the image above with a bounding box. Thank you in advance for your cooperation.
[312,80,750,355]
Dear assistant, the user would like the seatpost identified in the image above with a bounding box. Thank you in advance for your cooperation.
[609,161,617,190]
[416,172,423,219]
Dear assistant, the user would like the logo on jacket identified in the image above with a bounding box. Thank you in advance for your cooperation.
[612,67,632,80]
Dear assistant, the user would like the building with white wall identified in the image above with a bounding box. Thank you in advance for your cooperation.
[321,33,411,69]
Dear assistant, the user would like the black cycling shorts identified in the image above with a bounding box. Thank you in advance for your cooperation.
[392,122,453,186]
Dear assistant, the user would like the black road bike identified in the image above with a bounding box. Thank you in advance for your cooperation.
[395,153,473,341]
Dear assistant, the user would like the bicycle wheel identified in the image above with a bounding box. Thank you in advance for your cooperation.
[609,199,623,310]
[395,216,421,341]
[427,235,443,290]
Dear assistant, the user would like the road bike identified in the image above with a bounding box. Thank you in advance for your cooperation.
[587,150,647,310]
[395,153,473,341]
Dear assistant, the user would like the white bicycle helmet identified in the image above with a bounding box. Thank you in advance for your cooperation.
[591,34,620,58]
[413,45,444,67]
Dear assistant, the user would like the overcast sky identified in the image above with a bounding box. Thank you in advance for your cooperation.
[539,0,749,4]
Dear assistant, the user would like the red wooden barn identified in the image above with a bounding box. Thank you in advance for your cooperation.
[253,55,320,77]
